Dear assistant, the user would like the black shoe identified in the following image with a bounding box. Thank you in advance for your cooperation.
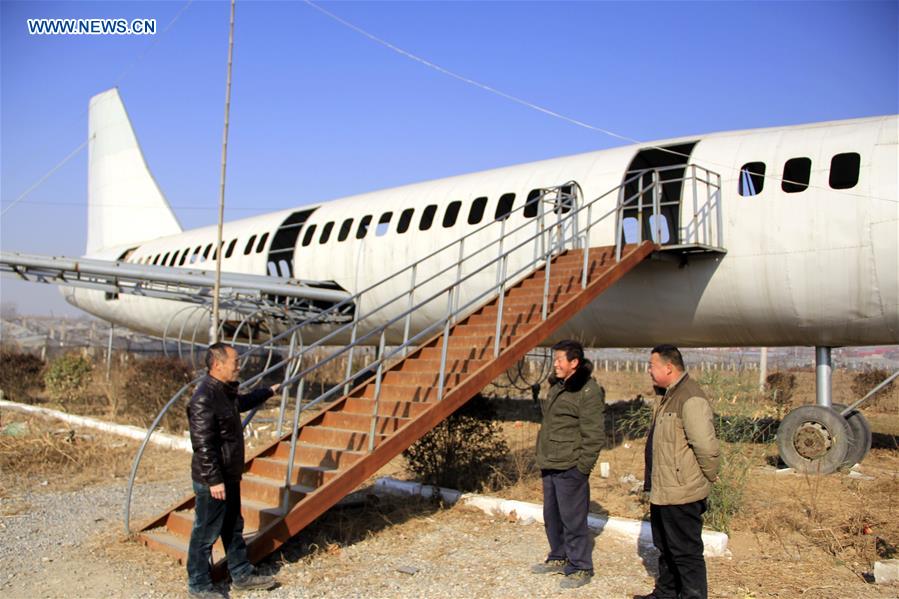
[530,559,567,574]
[231,573,277,591]
[632,593,664,599]
[560,569,593,589]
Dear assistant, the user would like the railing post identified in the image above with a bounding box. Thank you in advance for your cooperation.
[615,185,625,262]
[691,164,699,245]
[637,174,644,244]
[581,234,589,289]
[283,376,306,510]
[653,171,663,244]
[542,233,554,321]
[705,173,713,245]
[493,254,508,359]
[402,265,416,357]
[715,172,723,247]
[438,287,454,401]
[276,333,298,435]
[495,218,506,287]
[368,330,387,452]
[454,238,465,318]
[344,293,361,395]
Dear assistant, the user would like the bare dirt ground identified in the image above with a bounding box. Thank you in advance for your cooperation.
[1,367,898,598]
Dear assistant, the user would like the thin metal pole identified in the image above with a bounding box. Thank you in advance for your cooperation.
[211,0,236,343]
[344,293,361,395]
[715,172,723,247]
[402,266,416,357]
[105,324,114,381]
[437,288,453,401]
[368,331,387,451]
[276,333,298,435]
[454,238,465,317]
[691,164,699,245]
[284,377,305,508]
[615,185,624,261]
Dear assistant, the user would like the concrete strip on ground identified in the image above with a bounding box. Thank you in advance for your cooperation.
[373,477,730,557]
[0,398,192,452]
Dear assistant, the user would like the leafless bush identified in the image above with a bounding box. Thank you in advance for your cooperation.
[765,372,796,416]
[0,349,44,403]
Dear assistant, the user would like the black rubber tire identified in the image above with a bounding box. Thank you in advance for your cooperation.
[776,405,851,475]
[832,403,872,468]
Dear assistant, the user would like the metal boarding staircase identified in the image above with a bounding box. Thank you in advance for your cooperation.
[126,165,725,576]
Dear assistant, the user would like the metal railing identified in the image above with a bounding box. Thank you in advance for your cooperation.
[124,164,723,533]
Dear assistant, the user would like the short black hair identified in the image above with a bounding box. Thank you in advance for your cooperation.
[551,339,585,365]
[205,342,233,371]
[651,344,685,371]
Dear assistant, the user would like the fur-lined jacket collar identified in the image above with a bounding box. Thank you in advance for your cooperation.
[548,359,594,392]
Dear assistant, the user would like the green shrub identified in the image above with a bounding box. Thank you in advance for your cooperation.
[120,356,194,431]
[403,394,509,493]
[44,353,93,404]
[0,349,44,403]
[705,443,756,534]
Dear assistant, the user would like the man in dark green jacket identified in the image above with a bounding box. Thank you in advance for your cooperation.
[531,340,605,589]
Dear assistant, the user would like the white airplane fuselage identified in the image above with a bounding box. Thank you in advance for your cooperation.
[64,91,898,349]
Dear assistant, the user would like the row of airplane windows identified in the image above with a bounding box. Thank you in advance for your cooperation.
[132,186,572,267]
[300,185,574,247]
[738,152,860,196]
[135,231,270,267]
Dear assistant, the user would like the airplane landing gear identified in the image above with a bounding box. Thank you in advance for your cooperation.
[776,405,850,474]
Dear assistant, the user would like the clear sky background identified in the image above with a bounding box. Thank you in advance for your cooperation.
[1,0,897,316]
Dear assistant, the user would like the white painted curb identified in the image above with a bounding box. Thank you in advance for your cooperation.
[374,477,729,557]
[0,399,193,452]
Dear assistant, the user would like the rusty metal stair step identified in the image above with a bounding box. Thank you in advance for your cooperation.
[241,473,316,506]
[319,411,408,435]
[270,441,364,468]
[339,397,433,418]
[248,456,340,487]
[297,425,389,451]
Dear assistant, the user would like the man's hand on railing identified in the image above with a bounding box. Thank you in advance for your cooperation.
[270,383,281,394]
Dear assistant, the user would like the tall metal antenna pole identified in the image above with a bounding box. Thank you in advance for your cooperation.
[211,0,236,343]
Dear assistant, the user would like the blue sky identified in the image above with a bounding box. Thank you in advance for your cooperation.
[1,0,897,316]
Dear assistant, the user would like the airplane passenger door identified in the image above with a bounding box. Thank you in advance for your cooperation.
[620,142,696,246]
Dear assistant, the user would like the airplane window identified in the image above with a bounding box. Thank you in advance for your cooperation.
[191,246,202,263]
[337,218,353,242]
[356,215,372,239]
[622,217,639,243]
[397,208,414,234]
[443,201,462,228]
[419,205,437,231]
[468,197,487,224]
[255,233,269,253]
[738,162,766,196]
[319,221,334,243]
[152,254,160,265]
[494,193,516,220]
[244,235,257,255]
[162,252,170,265]
[302,224,317,246]
[203,244,212,260]
[829,152,860,189]
[179,248,190,266]
[782,157,811,193]
[225,239,237,258]
[169,251,180,266]
[376,212,392,237]
[524,190,541,218]
[648,215,671,243]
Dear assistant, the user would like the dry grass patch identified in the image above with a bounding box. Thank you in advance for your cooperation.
[0,414,189,496]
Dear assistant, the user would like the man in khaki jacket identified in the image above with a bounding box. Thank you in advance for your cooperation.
[636,345,719,599]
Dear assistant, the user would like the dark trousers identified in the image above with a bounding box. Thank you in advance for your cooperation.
[541,467,593,574]
[650,499,708,599]
[187,480,253,592]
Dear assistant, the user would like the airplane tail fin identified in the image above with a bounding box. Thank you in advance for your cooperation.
[86,88,181,255]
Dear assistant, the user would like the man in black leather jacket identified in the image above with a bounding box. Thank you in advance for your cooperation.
[186,342,280,598]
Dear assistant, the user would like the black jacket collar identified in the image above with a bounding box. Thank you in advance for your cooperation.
[549,360,594,393]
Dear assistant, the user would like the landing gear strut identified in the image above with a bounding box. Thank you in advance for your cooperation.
[775,346,872,474]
